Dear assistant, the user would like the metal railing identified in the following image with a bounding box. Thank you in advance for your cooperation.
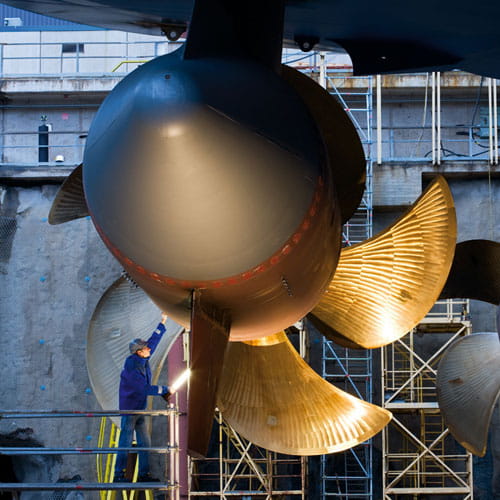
[422,299,470,324]
[0,409,180,498]
[0,129,87,166]
[380,125,491,162]
[0,42,497,169]
[0,38,182,76]
[0,123,493,169]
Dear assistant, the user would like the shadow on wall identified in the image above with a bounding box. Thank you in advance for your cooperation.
[0,427,82,500]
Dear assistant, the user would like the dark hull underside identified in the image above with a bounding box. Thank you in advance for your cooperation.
[4,0,500,78]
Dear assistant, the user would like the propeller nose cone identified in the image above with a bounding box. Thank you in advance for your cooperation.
[84,52,326,282]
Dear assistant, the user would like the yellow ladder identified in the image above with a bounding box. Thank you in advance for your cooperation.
[96,417,154,500]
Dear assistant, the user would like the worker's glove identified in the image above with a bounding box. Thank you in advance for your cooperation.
[160,386,171,402]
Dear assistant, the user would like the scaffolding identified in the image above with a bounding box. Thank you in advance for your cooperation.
[382,299,474,498]
[188,56,377,499]
[0,409,180,499]
[188,325,307,499]
[318,55,375,499]
[189,411,306,499]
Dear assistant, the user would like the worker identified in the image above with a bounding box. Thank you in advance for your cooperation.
[114,312,170,482]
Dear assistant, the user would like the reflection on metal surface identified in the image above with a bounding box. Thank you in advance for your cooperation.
[48,164,89,225]
[440,239,500,305]
[281,65,366,224]
[310,176,456,349]
[82,51,342,341]
[86,276,183,423]
[217,332,391,455]
[243,332,286,346]
[437,332,500,456]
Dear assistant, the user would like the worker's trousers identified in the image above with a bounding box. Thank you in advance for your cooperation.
[114,414,151,478]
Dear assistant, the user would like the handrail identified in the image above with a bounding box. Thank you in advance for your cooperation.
[0,482,175,491]
[111,60,149,72]
[2,124,489,168]
[0,407,180,498]
[0,409,175,417]
[0,38,183,76]
[0,446,176,455]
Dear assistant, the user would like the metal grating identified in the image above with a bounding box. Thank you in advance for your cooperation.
[0,215,17,261]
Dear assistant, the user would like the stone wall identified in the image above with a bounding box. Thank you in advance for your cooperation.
[0,183,121,483]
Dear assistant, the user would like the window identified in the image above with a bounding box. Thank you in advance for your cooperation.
[62,43,84,54]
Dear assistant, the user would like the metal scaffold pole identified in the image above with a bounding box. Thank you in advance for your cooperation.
[381,299,474,499]
[318,52,374,500]
[0,408,181,498]
[188,330,308,499]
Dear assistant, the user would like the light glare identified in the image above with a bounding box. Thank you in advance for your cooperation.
[171,368,191,393]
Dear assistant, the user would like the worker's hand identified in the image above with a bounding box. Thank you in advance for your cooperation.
[160,386,171,403]
[160,312,168,324]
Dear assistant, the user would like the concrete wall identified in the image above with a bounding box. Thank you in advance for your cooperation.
[1,106,95,165]
[0,183,121,482]
[379,96,487,160]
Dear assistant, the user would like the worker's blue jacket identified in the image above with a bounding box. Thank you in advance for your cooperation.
[119,323,167,410]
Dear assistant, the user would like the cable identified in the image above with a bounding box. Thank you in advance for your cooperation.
[470,76,485,129]
[411,73,430,158]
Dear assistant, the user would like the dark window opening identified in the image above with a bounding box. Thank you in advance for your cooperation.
[62,43,84,54]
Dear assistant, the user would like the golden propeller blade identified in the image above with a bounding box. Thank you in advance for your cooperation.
[48,164,89,225]
[310,175,456,348]
[217,332,391,455]
[87,276,183,424]
[437,332,500,456]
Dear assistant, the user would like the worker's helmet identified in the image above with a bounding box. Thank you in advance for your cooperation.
[129,338,148,354]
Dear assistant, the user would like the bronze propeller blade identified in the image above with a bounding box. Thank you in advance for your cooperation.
[48,164,89,225]
[86,276,183,424]
[437,332,500,456]
[310,175,456,349]
[217,332,391,455]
